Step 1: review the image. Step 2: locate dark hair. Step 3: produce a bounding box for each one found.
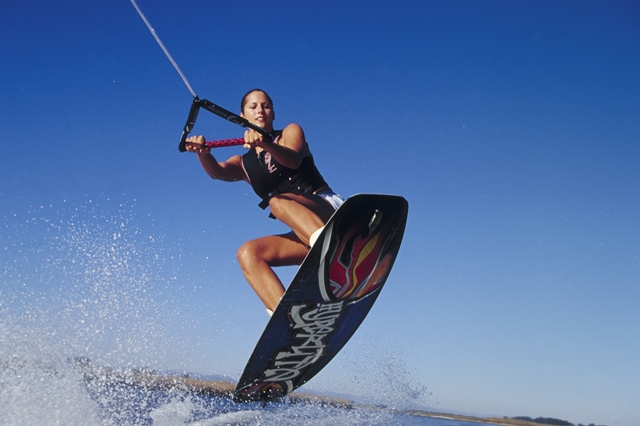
[240,89,274,113]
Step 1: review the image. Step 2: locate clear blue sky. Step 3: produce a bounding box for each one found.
[1,1,639,425]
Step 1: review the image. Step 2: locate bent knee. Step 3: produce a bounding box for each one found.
[237,240,262,270]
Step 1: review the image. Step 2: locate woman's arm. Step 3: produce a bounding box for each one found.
[186,135,247,182]
[244,123,309,170]
[197,153,246,182]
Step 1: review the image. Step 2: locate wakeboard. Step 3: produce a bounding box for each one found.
[233,194,409,403]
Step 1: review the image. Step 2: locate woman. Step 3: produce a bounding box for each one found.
[184,89,344,314]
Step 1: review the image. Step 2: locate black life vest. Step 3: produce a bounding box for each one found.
[241,131,328,210]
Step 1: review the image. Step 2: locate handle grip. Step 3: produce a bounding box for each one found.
[204,137,245,149]
[178,97,272,152]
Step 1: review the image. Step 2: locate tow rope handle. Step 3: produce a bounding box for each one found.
[204,137,245,149]
[128,1,265,152]
[178,97,272,152]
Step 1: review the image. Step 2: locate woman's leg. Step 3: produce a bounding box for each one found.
[268,193,335,246]
[236,232,308,311]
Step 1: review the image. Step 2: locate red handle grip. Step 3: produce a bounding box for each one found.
[204,137,245,149]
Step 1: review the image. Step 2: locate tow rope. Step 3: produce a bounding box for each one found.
[129,0,271,151]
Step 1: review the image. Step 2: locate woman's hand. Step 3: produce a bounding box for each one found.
[243,129,266,150]
[185,135,211,155]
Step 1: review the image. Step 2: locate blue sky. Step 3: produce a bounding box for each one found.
[1,1,639,425]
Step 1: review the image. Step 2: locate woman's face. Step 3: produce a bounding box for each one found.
[241,90,274,131]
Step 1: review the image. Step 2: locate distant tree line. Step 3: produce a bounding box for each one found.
[512,417,573,426]
[512,417,606,426]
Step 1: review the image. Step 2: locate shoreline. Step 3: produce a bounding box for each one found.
[79,366,550,426]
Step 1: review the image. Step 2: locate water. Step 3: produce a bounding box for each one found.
[0,197,490,425]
